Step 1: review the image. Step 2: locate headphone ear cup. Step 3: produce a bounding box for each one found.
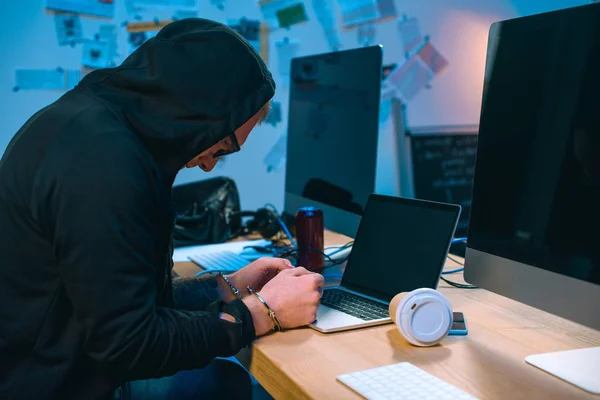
[254,208,281,239]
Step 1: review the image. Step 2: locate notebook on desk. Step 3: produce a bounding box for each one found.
[310,194,461,333]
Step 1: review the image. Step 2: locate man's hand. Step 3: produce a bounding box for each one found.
[228,257,294,296]
[243,267,324,335]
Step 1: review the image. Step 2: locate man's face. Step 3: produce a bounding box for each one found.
[184,110,261,172]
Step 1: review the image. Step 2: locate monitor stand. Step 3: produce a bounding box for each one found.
[525,347,600,394]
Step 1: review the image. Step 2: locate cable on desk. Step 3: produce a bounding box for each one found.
[440,276,478,289]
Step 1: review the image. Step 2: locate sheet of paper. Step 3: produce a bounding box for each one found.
[259,0,303,30]
[276,38,300,78]
[385,55,434,102]
[397,16,423,55]
[418,41,449,76]
[336,0,397,28]
[173,239,272,262]
[263,132,287,173]
[46,0,115,18]
[265,101,282,127]
[54,14,83,47]
[357,22,376,46]
[14,69,64,91]
[128,31,158,55]
[312,0,341,51]
[14,68,82,91]
[172,9,198,19]
[81,39,112,69]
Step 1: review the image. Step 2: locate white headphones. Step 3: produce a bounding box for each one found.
[389,288,453,347]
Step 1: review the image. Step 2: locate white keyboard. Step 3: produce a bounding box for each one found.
[337,362,478,400]
[189,250,251,276]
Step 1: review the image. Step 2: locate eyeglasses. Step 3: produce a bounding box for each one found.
[213,132,241,159]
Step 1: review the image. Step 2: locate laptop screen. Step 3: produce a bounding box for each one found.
[340,194,461,302]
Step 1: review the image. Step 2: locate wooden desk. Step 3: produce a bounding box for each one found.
[174,231,600,400]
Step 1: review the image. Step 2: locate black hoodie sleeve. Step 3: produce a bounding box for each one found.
[49,136,255,381]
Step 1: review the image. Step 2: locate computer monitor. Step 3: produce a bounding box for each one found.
[284,46,383,238]
[464,3,600,393]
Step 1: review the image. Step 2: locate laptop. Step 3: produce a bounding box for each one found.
[310,194,461,333]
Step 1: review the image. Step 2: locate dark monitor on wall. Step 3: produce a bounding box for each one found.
[284,45,383,237]
[464,3,600,392]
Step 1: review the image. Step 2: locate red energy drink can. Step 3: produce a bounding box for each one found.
[295,207,324,272]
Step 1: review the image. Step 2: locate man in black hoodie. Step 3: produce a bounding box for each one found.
[0,18,324,400]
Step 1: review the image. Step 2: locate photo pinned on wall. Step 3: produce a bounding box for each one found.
[397,16,422,55]
[357,22,376,46]
[312,0,342,51]
[418,40,449,76]
[259,0,308,30]
[46,0,115,19]
[276,37,300,80]
[276,3,309,28]
[336,0,397,28]
[54,13,83,47]
[263,132,287,173]
[265,101,282,127]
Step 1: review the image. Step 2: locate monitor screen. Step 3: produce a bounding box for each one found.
[468,7,600,287]
[284,46,382,236]
[341,194,461,302]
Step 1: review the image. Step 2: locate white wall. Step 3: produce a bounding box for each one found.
[0,0,590,212]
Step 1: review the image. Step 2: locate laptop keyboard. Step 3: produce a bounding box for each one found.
[321,289,389,321]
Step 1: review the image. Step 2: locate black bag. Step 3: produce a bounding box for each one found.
[171,177,242,247]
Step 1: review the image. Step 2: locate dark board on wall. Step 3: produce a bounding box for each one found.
[408,126,478,255]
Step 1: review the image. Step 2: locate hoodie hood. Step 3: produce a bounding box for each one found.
[78,18,276,182]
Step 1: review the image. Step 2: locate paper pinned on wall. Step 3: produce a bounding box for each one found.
[397,16,422,54]
[312,0,342,51]
[172,9,198,19]
[66,68,82,90]
[356,22,376,46]
[14,68,82,91]
[46,0,115,18]
[336,0,397,28]
[276,38,300,78]
[210,0,226,10]
[228,18,261,53]
[418,41,449,76]
[385,56,434,102]
[126,19,173,32]
[54,13,83,47]
[82,39,112,69]
[263,132,287,173]
[265,101,282,127]
[97,25,119,64]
